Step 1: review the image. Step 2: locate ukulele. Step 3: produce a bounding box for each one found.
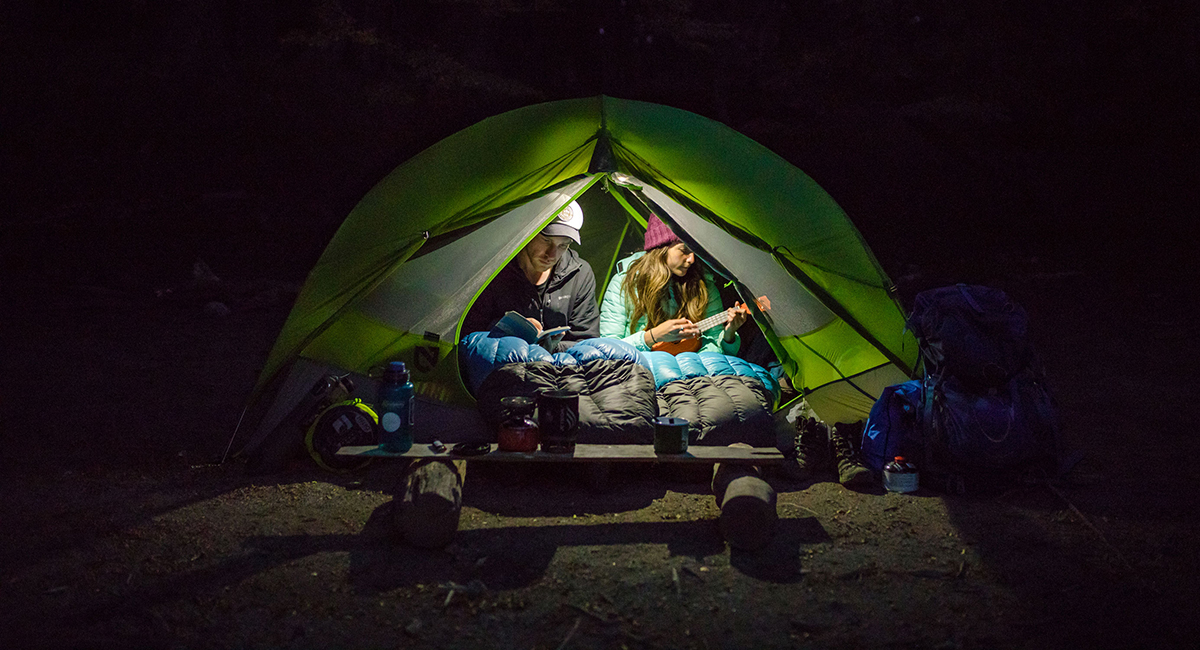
[650,296,771,355]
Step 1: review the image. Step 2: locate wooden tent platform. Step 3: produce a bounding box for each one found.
[336,442,786,464]
[336,441,787,551]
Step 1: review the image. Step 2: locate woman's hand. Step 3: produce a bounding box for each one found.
[645,318,699,347]
[722,307,748,343]
[525,317,544,331]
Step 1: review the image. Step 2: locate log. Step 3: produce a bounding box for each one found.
[395,459,467,549]
[712,445,777,551]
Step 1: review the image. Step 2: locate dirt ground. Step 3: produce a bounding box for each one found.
[2,256,1198,650]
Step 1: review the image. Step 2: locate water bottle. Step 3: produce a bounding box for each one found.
[883,456,919,493]
[377,361,414,453]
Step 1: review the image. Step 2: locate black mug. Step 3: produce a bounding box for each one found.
[653,416,689,454]
[537,390,578,453]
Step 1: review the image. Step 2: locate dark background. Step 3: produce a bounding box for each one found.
[3,0,1196,298]
[2,5,1198,648]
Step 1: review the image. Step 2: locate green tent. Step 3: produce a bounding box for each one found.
[247,95,917,448]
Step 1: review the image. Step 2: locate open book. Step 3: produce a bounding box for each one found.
[492,311,570,350]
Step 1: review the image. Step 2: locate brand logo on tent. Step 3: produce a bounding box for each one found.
[413,332,441,375]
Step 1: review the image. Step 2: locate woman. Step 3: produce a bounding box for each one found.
[600,214,747,354]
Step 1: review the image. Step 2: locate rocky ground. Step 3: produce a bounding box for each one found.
[2,253,1198,650]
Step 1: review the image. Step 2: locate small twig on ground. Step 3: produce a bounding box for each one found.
[566,603,606,623]
[832,517,872,536]
[1044,481,1136,575]
[555,616,581,650]
[792,504,822,518]
[671,567,682,597]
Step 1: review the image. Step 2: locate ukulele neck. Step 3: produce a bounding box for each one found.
[692,311,731,333]
[687,297,766,335]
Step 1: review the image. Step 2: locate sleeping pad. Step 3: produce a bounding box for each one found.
[461,333,780,447]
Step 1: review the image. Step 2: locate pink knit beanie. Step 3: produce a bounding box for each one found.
[643,214,682,251]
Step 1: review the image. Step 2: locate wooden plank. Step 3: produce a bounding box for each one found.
[336,443,785,464]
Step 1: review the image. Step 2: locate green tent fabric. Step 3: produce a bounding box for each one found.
[247,96,917,448]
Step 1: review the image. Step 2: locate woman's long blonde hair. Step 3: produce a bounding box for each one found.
[622,246,708,335]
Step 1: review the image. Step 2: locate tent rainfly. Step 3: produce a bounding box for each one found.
[244,95,917,451]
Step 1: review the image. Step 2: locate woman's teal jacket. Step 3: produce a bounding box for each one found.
[599,252,740,355]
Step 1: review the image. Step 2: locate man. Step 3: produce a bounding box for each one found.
[462,201,599,352]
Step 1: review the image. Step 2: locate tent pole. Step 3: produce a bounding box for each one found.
[772,252,914,377]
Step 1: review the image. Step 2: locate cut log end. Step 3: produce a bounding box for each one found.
[712,444,777,551]
[717,478,778,551]
[395,459,466,549]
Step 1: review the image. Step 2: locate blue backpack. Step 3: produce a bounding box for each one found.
[920,370,1060,489]
[908,284,1032,391]
[861,380,923,472]
[862,285,1061,492]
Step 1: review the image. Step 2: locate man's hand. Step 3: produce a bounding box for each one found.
[544,330,567,350]
[526,317,544,331]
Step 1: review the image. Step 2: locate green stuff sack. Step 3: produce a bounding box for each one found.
[305,399,379,472]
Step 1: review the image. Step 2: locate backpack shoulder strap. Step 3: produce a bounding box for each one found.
[920,372,938,473]
[920,371,966,493]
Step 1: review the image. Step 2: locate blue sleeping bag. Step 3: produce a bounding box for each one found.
[461,333,778,398]
[460,333,779,447]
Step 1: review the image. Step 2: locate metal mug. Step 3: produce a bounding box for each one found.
[537,390,578,453]
[653,416,689,454]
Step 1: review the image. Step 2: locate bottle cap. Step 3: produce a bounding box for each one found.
[385,361,409,383]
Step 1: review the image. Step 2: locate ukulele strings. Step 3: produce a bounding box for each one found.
[690,298,766,333]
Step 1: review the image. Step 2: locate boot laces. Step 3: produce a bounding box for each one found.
[830,423,861,461]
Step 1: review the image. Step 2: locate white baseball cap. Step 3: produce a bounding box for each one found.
[542,201,583,245]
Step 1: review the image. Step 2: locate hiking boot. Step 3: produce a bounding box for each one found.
[830,421,874,488]
[782,416,828,481]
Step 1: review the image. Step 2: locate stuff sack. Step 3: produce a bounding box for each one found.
[860,380,924,472]
[305,399,379,473]
[909,284,1032,391]
[921,370,1060,492]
